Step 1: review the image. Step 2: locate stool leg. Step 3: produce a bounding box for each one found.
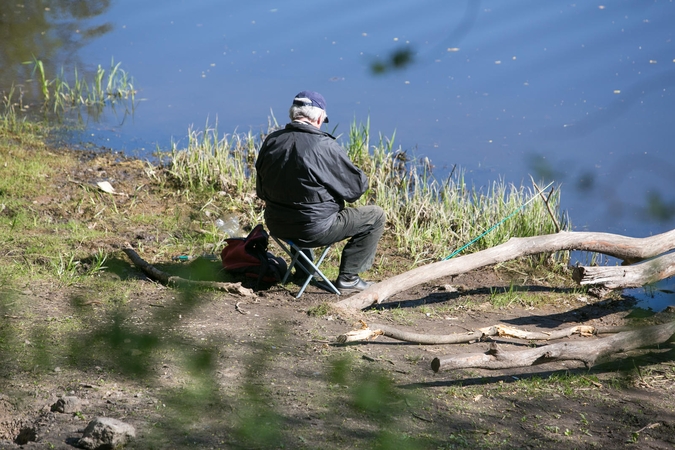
[294,246,340,297]
[284,251,302,284]
[296,264,313,298]
[271,236,340,297]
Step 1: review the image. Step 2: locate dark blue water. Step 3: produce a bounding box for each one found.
[3,0,674,309]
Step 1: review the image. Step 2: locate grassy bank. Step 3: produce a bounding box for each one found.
[165,118,566,268]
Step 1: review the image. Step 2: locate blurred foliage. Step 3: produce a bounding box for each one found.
[371,47,416,75]
[645,192,675,222]
[526,153,564,185]
[370,0,480,75]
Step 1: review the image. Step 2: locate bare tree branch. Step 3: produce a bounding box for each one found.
[122,245,255,296]
[573,252,675,289]
[336,229,675,310]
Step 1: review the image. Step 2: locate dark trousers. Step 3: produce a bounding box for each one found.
[291,205,385,276]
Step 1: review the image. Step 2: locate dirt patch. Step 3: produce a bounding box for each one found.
[1,148,674,449]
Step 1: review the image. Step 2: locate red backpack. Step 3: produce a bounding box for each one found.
[221,224,287,287]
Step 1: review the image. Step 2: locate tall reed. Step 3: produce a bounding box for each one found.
[23,57,136,113]
[166,121,257,195]
[1,85,44,136]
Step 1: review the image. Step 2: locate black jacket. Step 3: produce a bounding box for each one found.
[255,121,368,238]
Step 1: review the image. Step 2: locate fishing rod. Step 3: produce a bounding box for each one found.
[443,180,555,261]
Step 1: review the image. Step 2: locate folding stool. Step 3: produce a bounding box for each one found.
[271,236,341,298]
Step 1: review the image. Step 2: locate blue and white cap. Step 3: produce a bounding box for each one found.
[292,91,329,123]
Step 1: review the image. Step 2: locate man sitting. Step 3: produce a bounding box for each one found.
[255,91,385,293]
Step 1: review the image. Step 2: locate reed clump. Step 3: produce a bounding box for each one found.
[23,56,136,114]
[166,118,566,264]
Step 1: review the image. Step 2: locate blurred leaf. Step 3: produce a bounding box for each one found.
[526,153,564,183]
[370,47,415,75]
[645,191,675,222]
[576,170,595,192]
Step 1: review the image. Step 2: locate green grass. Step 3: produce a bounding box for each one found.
[489,282,522,308]
[163,118,566,267]
[486,282,555,309]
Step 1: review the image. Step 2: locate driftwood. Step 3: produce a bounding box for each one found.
[431,320,675,372]
[336,229,675,310]
[337,322,480,344]
[336,322,630,345]
[122,246,255,296]
[573,252,675,289]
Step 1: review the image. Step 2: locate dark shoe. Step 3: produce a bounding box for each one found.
[334,274,374,293]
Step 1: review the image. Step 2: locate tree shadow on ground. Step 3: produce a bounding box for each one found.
[368,284,640,327]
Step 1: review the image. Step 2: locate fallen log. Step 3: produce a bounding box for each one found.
[431,320,675,372]
[335,229,675,310]
[122,246,255,296]
[337,322,599,344]
[573,252,675,289]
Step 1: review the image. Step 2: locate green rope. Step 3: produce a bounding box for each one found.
[443,181,555,261]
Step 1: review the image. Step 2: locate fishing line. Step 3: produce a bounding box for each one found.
[442,181,555,261]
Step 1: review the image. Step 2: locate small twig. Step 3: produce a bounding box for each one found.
[411,411,434,422]
[530,176,561,233]
[581,376,603,388]
[448,164,457,179]
[122,245,254,296]
[235,302,249,315]
[634,422,661,434]
[67,178,86,187]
